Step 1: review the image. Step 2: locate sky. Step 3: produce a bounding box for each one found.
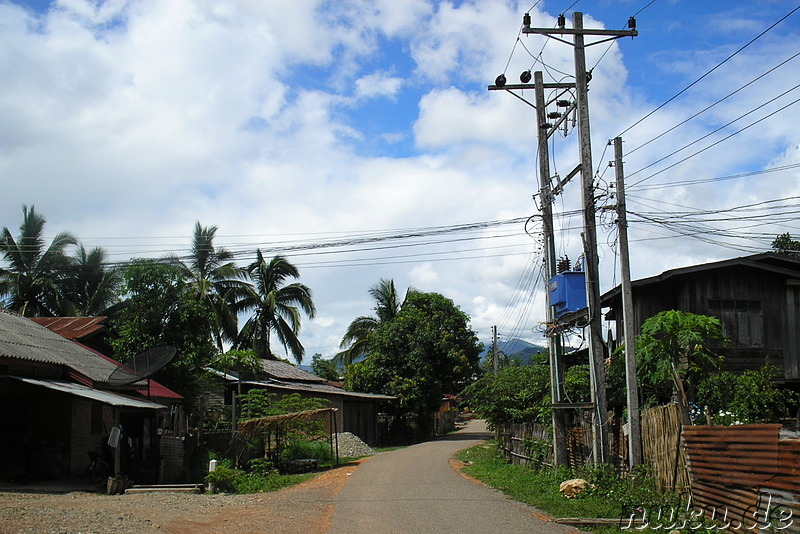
[2,0,800,362]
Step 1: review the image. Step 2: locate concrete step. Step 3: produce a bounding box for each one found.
[125,484,203,494]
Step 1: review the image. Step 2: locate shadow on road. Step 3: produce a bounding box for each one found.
[436,430,494,442]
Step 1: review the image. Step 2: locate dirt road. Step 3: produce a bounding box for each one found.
[0,420,573,534]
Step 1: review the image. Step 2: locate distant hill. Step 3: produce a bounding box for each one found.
[481,338,548,366]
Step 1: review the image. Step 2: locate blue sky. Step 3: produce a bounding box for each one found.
[2,0,800,360]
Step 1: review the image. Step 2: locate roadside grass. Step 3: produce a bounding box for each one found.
[455,442,684,533]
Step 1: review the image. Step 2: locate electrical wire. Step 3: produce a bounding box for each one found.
[616,3,800,139]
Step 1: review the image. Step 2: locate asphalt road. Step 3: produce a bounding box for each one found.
[327,419,575,534]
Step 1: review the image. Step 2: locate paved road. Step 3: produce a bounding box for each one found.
[327,419,574,534]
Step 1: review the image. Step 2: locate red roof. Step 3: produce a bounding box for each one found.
[29,317,107,340]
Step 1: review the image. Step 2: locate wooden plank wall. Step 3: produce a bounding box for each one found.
[683,424,799,533]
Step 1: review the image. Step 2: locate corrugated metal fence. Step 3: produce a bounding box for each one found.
[683,424,800,533]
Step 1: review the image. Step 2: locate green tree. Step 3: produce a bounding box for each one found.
[344,292,482,435]
[461,364,551,426]
[235,251,315,363]
[111,259,217,405]
[310,353,340,381]
[636,310,726,421]
[60,245,122,316]
[334,278,417,367]
[772,233,800,255]
[0,205,77,316]
[166,222,248,350]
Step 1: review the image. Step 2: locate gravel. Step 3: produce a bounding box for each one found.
[334,432,375,458]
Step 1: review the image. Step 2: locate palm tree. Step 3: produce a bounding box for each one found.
[235,251,316,363]
[60,245,122,316]
[166,222,248,350]
[333,278,417,366]
[0,205,77,316]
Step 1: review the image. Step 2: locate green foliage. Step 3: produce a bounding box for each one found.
[564,364,590,403]
[110,259,217,405]
[311,353,340,381]
[281,438,332,463]
[247,457,276,476]
[460,364,551,425]
[204,462,314,494]
[697,363,800,424]
[211,349,262,378]
[457,443,676,531]
[344,292,482,433]
[238,391,329,421]
[636,310,725,404]
[772,233,800,255]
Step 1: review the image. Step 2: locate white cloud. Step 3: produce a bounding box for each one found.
[355,71,403,100]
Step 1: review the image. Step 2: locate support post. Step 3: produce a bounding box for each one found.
[613,136,643,467]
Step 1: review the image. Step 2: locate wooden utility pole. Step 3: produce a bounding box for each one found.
[613,136,643,467]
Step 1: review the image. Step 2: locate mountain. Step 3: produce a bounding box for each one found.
[481,338,548,366]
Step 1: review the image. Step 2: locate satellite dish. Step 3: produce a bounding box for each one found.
[107,346,177,387]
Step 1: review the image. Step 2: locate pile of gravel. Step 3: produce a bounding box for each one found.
[334,432,375,458]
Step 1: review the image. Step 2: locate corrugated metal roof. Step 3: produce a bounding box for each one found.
[0,309,120,383]
[28,317,107,340]
[12,376,166,409]
[260,359,326,383]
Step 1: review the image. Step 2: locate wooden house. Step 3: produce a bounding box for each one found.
[0,309,183,484]
[602,252,800,383]
[211,359,395,445]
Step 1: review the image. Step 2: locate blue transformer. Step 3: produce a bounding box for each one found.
[548,271,587,318]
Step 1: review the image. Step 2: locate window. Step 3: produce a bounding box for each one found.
[708,299,763,347]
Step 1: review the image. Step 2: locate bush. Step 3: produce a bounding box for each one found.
[281,438,332,463]
[697,363,799,424]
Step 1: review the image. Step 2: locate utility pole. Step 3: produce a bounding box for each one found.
[534,71,568,466]
[613,136,643,467]
[523,11,637,464]
[492,325,499,376]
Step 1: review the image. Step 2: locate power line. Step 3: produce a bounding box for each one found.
[616,3,800,138]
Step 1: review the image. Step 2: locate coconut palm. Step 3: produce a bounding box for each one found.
[165,222,248,350]
[60,245,122,317]
[333,278,417,366]
[235,251,316,363]
[0,205,77,316]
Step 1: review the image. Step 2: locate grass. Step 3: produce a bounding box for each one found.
[455,441,685,533]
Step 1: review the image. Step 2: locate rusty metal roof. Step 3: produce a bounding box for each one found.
[29,316,107,340]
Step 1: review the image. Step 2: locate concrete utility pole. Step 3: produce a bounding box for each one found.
[523,11,637,465]
[613,136,643,467]
[534,71,568,466]
[492,325,499,376]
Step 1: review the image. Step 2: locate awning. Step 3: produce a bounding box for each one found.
[11,377,167,410]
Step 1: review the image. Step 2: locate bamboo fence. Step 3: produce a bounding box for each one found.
[641,403,690,494]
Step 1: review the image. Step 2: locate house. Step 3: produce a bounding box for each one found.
[212,359,395,445]
[602,252,800,383]
[0,309,183,484]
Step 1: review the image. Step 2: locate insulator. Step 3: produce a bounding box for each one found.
[495,74,506,87]
[547,111,560,119]
[520,70,532,83]
[541,122,552,129]
[557,14,566,29]
[556,100,570,107]
[628,16,636,30]
[523,12,531,28]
